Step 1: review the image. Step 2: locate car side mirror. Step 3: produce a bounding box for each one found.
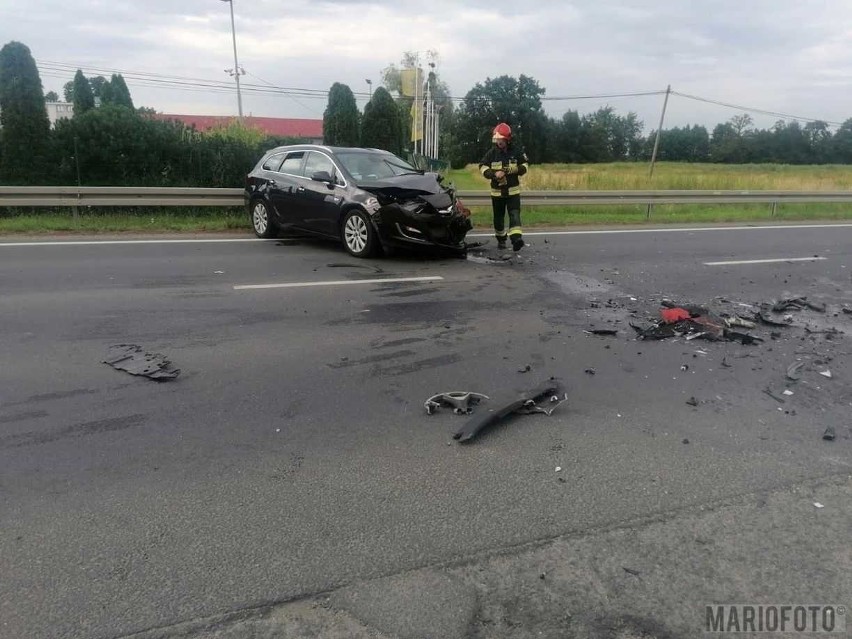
[311,170,334,184]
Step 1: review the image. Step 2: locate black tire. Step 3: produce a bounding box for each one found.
[341,209,378,258]
[250,199,279,238]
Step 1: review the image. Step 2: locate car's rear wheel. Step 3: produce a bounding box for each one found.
[341,209,378,258]
[251,199,278,238]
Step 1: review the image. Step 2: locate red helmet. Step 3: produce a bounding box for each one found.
[492,122,512,142]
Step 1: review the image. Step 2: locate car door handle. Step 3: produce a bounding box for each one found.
[296,186,305,192]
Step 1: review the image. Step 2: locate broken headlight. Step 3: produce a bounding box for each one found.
[363,197,381,213]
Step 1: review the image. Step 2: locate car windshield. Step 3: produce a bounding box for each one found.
[336,151,421,181]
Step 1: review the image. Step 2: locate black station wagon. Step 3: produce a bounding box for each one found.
[244,144,472,257]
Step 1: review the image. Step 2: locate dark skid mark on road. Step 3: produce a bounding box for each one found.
[356,300,478,325]
[328,350,417,369]
[0,410,49,425]
[371,337,428,349]
[378,287,441,298]
[326,262,384,274]
[0,414,147,449]
[130,276,204,289]
[4,388,98,407]
[374,353,463,376]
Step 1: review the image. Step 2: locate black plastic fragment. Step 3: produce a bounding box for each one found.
[823,426,836,441]
[104,344,180,381]
[453,379,565,443]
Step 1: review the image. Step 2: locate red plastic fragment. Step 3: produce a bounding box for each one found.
[660,307,690,323]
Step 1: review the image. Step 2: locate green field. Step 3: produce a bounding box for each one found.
[2,162,852,233]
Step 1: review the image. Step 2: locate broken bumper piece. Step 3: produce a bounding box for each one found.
[425,391,489,415]
[453,379,568,443]
[104,344,180,380]
[373,199,472,253]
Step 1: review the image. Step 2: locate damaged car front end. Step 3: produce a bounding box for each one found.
[358,173,473,256]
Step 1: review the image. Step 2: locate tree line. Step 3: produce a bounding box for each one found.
[0,41,300,188]
[4,40,852,189]
[322,67,852,168]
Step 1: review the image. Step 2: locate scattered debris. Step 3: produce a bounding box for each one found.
[632,302,761,344]
[786,362,805,381]
[103,344,180,381]
[782,389,794,396]
[762,388,786,403]
[805,327,843,336]
[425,392,489,415]
[585,329,618,336]
[819,370,833,379]
[756,310,791,327]
[726,315,756,329]
[622,567,642,577]
[686,397,699,407]
[814,502,825,509]
[661,307,690,323]
[584,368,596,375]
[453,378,567,443]
[555,466,562,472]
[518,364,532,373]
[680,364,689,371]
[721,357,732,368]
[682,438,690,444]
[823,426,836,441]
[724,330,763,345]
[773,297,826,313]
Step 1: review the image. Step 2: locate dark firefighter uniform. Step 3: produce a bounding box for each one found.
[478,123,529,251]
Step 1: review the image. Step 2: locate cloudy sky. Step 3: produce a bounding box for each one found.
[5,0,852,133]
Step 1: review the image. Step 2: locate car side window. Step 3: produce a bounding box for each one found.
[279,152,305,176]
[261,153,285,172]
[304,151,340,184]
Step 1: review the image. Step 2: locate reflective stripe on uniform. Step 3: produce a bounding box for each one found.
[480,165,491,176]
[491,189,521,197]
[508,226,522,237]
[495,230,508,238]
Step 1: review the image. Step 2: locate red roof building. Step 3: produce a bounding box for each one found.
[150,114,323,140]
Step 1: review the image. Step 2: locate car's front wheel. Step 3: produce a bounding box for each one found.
[341,209,378,258]
[251,199,279,238]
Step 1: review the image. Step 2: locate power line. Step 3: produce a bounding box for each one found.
[37,58,845,126]
[672,90,844,127]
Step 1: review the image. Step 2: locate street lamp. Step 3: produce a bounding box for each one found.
[220,0,243,118]
[365,78,372,100]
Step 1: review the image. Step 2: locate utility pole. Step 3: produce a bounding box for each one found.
[365,79,372,101]
[649,85,671,178]
[221,0,244,119]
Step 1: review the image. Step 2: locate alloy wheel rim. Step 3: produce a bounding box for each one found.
[253,203,268,234]
[345,215,367,252]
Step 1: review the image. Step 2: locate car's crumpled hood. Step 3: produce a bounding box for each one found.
[356,172,444,198]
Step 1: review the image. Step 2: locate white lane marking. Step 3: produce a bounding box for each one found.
[234,276,443,290]
[468,223,852,237]
[2,223,852,247]
[704,257,828,266]
[0,238,275,247]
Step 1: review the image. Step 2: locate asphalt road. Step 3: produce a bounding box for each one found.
[1,223,851,639]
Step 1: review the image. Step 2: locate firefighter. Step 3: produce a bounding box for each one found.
[478,122,529,251]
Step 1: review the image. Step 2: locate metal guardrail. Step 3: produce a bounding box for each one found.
[2,186,852,208]
[0,186,243,207]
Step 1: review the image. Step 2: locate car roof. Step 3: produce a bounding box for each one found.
[263,144,393,156]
